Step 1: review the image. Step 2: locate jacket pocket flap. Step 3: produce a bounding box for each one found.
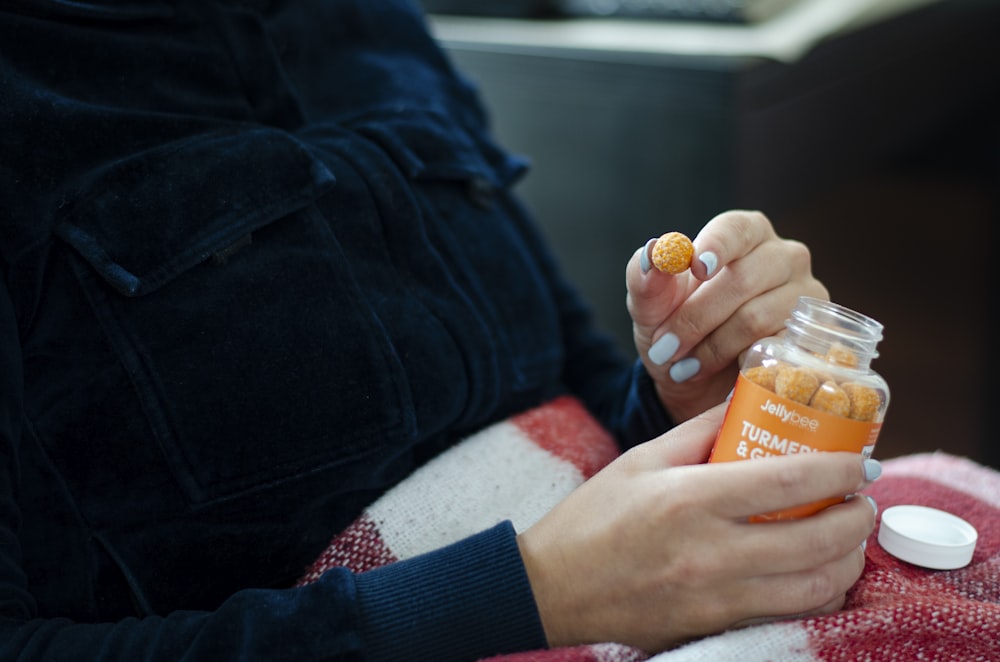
[348,108,528,188]
[55,128,336,297]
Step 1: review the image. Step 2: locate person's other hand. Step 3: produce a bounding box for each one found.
[517,403,878,653]
[626,210,828,424]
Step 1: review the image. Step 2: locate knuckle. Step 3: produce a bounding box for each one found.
[744,209,771,228]
[664,547,727,588]
[806,278,831,302]
[670,312,704,342]
[733,209,769,235]
[772,460,811,498]
[655,477,703,518]
[784,238,813,270]
[698,334,728,370]
[803,524,842,559]
[734,300,774,341]
[801,569,841,608]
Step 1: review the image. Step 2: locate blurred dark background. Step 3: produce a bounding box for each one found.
[420,0,1000,468]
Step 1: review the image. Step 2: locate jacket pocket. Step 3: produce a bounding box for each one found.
[55,128,417,506]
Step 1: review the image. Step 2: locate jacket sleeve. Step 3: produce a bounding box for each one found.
[0,279,545,661]
[494,194,674,450]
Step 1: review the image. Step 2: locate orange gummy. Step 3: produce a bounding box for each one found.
[651,232,694,274]
[743,365,778,391]
[809,381,851,417]
[842,382,881,422]
[825,342,859,368]
[775,365,820,404]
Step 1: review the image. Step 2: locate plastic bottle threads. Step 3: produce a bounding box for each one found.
[708,296,890,521]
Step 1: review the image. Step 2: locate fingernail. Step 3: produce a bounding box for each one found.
[865,495,878,517]
[861,539,868,553]
[640,237,656,274]
[669,357,701,383]
[699,251,719,277]
[725,387,735,401]
[863,458,882,482]
[648,332,679,365]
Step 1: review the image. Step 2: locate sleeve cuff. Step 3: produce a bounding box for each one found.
[353,520,547,661]
[617,359,674,449]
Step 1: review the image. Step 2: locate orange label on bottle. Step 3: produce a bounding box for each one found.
[709,373,881,520]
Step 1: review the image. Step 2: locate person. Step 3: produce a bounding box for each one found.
[0,0,879,659]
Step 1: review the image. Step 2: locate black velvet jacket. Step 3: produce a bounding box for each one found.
[0,0,671,658]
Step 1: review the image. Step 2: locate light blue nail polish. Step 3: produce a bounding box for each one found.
[699,251,719,277]
[670,357,701,383]
[861,539,868,552]
[648,332,679,366]
[640,237,656,274]
[863,458,882,482]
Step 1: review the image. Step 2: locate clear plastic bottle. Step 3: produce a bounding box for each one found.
[708,296,889,521]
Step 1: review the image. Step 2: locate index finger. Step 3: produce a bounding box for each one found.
[697,451,877,520]
[689,210,779,281]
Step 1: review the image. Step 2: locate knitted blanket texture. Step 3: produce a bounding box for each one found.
[299,397,1000,661]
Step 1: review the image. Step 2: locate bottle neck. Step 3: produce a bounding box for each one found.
[784,297,883,370]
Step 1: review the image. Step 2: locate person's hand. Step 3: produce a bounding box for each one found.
[516,403,878,653]
[626,210,828,424]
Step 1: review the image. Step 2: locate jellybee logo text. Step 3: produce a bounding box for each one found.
[760,398,819,432]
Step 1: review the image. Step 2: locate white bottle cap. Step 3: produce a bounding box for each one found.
[877,505,978,570]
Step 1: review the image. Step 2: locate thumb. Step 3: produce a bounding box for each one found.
[640,400,730,468]
[626,239,691,329]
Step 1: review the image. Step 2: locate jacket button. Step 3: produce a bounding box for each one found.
[467,176,495,210]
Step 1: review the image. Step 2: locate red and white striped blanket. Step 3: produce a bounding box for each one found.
[299,396,1000,662]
